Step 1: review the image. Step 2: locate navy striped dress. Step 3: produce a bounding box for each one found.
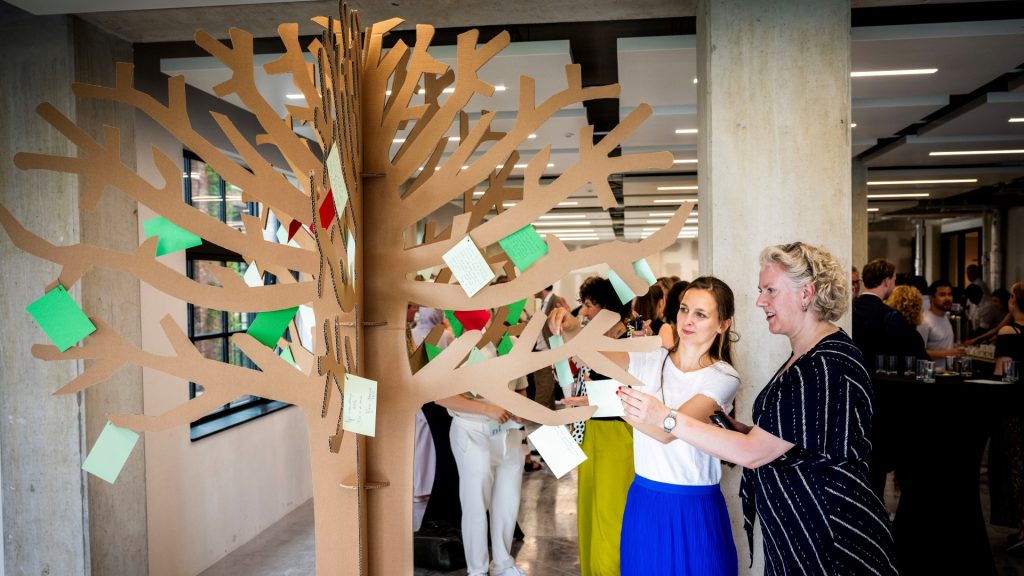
[740,331,899,575]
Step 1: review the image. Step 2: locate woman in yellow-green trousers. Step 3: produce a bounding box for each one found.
[562,275,636,575]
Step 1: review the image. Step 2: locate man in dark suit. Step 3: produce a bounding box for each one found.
[852,259,902,373]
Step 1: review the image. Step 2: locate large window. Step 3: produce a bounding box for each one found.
[184,151,289,440]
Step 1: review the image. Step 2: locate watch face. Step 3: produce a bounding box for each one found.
[663,415,676,431]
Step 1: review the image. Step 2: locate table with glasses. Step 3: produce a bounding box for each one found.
[872,368,1022,576]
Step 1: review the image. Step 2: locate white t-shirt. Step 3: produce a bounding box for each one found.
[918,309,954,351]
[628,349,740,486]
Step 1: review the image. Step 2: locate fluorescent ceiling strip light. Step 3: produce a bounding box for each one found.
[866,193,930,199]
[393,138,406,143]
[648,212,674,217]
[675,128,698,134]
[534,221,593,227]
[657,185,698,191]
[851,123,857,128]
[653,198,693,204]
[558,201,578,206]
[449,136,460,141]
[673,159,698,164]
[502,202,517,207]
[285,93,304,100]
[929,149,1024,156]
[850,68,937,77]
[1010,118,1024,123]
[685,218,698,224]
[539,214,587,220]
[642,227,660,232]
[868,179,976,185]
[528,133,537,139]
[512,163,555,168]
[646,219,669,224]
[867,208,879,212]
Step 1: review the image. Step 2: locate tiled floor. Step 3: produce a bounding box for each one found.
[201,460,1024,575]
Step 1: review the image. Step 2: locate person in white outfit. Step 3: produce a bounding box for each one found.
[437,343,529,576]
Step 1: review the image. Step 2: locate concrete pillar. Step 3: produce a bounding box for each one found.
[72,18,149,576]
[0,9,89,576]
[1,9,148,575]
[696,1,851,574]
[852,159,868,272]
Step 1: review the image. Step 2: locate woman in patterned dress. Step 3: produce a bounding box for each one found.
[620,242,898,575]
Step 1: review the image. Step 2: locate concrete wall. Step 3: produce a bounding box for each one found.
[0,9,89,576]
[132,58,312,576]
[1004,206,1024,286]
[867,223,916,274]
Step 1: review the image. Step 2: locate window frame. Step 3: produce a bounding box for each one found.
[183,150,289,441]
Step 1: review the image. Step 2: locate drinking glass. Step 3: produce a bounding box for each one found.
[875,355,887,375]
[918,360,935,383]
[903,356,917,377]
[959,356,972,378]
[1004,360,1019,383]
[887,355,899,376]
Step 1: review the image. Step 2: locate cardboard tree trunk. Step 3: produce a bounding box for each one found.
[2,5,692,575]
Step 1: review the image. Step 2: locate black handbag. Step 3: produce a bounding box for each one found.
[413,521,466,570]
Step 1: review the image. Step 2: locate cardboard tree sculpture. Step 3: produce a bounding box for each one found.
[2,6,692,576]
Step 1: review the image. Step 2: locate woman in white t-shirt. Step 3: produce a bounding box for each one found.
[549,276,740,575]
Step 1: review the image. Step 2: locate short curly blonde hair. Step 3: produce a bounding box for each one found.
[759,242,849,322]
[885,285,923,326]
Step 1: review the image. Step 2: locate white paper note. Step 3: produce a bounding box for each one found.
[343,374,378,436]
[327,144,349,217]
[442,236,495,297]
[586,379,626,418]
[243,261,263,287]
[528,425,587,479]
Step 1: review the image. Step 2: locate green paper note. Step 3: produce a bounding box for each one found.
[633,258,657,287]
[82,421,139,484]
[425,343,443,361]
[498,225,549,271]
[143,216,202,256]
[279,346,296,366]
[607,269,636,305]
[504,298,527,325]
[497,332,514,356]
[548,334,574,395]
[25,284,97,352]
[247,306,298,348]
[342,374,378,437]
[445,310,464,337]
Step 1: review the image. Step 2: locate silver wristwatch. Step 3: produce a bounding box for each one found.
[662,409,678,433]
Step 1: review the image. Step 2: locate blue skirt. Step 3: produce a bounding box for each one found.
[620,475,738,576]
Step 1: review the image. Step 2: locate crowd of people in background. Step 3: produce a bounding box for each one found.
[405,248,1021,575]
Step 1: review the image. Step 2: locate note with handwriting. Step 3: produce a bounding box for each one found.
[327,144,350,216]
[586,379,626,418]
[26,284,96,352]
[498,225,548,271]
[143,216,202,256]
[82,421,139,484]
[607,269,637,305]
[442,236,495,297]
[343,374,378,436]
[528,425,587,479]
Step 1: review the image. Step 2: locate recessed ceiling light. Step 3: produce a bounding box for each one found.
[657,185,698,191]
[286,93,305,100]
[866,193,930,199]
[868,179,977,185]
[494,85,507,92]
[867,208,879,212]
[558,201,578,206]
[539,214,587,220]
[929,149,1024,156]
[673,159,698,164]
[675,128,698,134]
[692,77,698,84]
[851,68,937,77]
[851,123,857,128]
[1010,118,1024,123]
[528,133,538,139]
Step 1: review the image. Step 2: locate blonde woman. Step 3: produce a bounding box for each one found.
[885,284,929,362]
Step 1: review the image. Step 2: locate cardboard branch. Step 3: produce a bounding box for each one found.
[108,387,236,432]
[12,106,318,273]
[401,204,693,310]
[70,64,310,222]
[0,204,315,312]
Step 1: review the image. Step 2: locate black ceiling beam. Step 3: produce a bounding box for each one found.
[851,1,1024,27]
